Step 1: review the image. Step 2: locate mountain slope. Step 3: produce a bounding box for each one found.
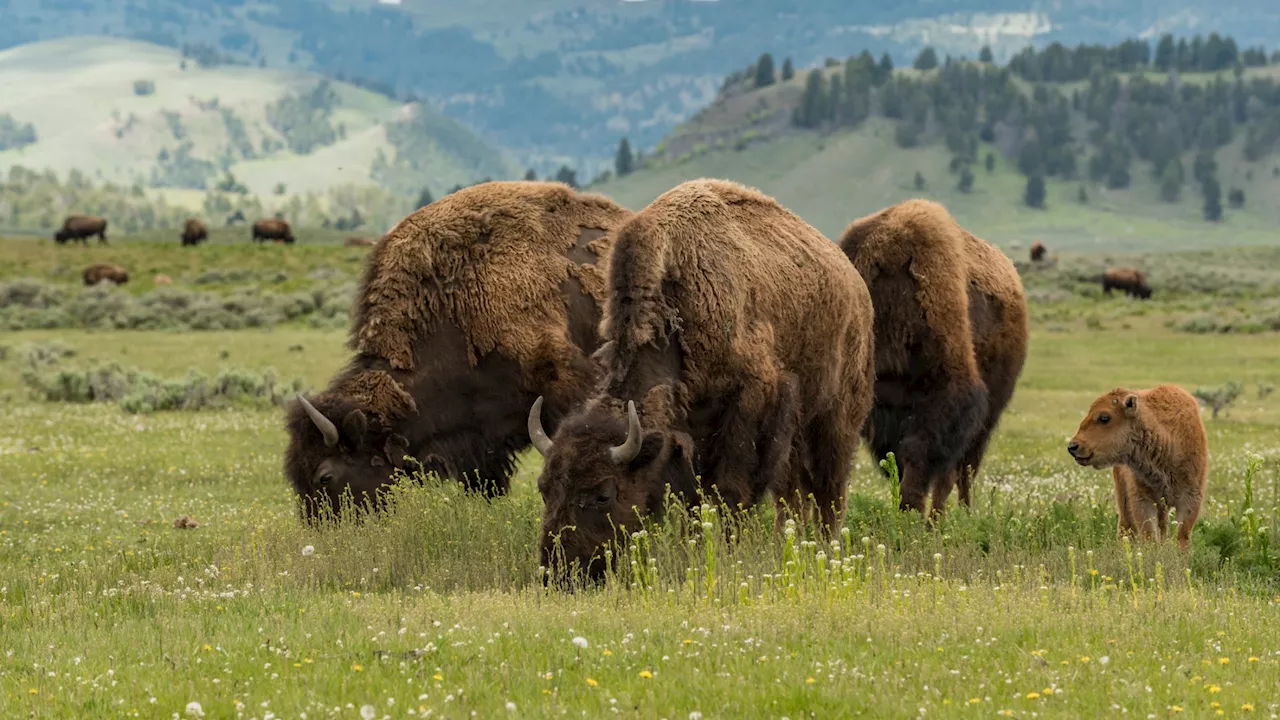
[4,1,1280,170]
[0,37,515,196]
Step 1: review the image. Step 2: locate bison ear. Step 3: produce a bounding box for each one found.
[342,410,368,445]
[384,434,410,469]
[1123,394,1139,418]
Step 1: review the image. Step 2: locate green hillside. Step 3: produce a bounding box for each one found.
[595,53,1280,254]
[0,37,515,198]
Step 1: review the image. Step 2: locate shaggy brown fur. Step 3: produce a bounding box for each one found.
[284,181,632,521]
[839,199,1028,517]
[1068,385,1208,550]
[181,218,209,246]
[344,236,376,247]
[531,179,875,584]
[83,263,129,286]
[55,215,108,245]
[1102,266,1151,299]
[1030,241,1046,263]
[253,218,294,244]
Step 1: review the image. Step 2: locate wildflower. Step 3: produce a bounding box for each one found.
[506,702,517,712]
[184,701,204,718]
[638,670,653,679]
[360,706,376,720]
[301,545,315,556]
[572,637,589,649]
[586,678,598,687]
[352,664,363,672]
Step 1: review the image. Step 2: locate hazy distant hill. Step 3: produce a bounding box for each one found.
[0,37,515,197]
[3,0,1279,171]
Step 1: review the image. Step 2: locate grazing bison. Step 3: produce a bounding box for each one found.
[1030,241,1046,263]
[1068,385,1207,550]
[1102,266,1151,299]
[284,181,632,521]
[55,215,108,245]
[181,218,209,246]
[529,179,875,583]
[344,236,376,247]
[839,199,1028,518]
[83,263,129,286]
[253,218,294,244]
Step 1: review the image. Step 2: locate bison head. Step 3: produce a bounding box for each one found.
[528,396,696,587]
[284,393,412,523]
[1068,390,1139,469]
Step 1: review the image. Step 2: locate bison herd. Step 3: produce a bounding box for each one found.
[284,179,1205,586]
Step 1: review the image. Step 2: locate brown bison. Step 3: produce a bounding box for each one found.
[284,181,632,521]
[252,218,294,244]
[528,179,875,584]
[1068,385,1208,550]
[344,236,376,247]
[181,218,209,246]
[839,199,1028,517]
[1102,266,1151,299]
[55,215,108,245]
[1030,240,1046,263]
[83,263,129,286]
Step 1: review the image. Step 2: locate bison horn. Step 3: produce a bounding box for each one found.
[609,401,642,465]
[297,393,339,447]
[527,396,554,457]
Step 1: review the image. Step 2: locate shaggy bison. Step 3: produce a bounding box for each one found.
[839,199,1028,517]
[83,263,128,286]
[253,218,294,244]
[55,215,108,245]
[529,179,875,583]
[1030,241,1046,263]
[1068,385,1208,550]
[284,181,632,521]
[1102,267,1151,299]
[181,218,209,246]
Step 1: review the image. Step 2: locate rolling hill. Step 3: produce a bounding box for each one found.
[4,0,1280,170]
[0,37,516,198]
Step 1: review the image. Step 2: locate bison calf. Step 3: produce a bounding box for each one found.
[1068,385,1208,550]
[83,264,129,286]
[530,179,874,585]
[1102,267,1151,299]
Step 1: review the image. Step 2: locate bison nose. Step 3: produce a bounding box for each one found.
[1067,441,1080,456]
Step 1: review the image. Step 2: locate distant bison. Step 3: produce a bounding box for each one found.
[840,199,1029,517]
[181,218,208,246]
[83,263,128,286]
[529,179,875,584]
[1068,385,1207,550]
[252,218,294,244]
[285,181,633,522]
[1102,267,1151,299]
[55,215,108,245]
[1030,241,1046,263]
[344,236,376,247]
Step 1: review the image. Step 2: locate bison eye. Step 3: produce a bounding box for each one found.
[1097,413,1110,425]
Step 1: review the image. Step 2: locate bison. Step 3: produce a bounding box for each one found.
[1102,266,1151,299]
[1068,385,1208,550]
[181,218,209,246]
[55,215,108,245]
[284,181,632,521]
[1030,241,1046,263]
[344,236,376,247]
[83,263,129,286]
[528,179,875,584]
[253,218,294,244]
[839,199,1028,518]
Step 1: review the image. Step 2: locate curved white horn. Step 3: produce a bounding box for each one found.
[609,401,642,465]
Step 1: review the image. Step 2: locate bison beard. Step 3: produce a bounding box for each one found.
[531,179,875,588]
[281,181,632,523]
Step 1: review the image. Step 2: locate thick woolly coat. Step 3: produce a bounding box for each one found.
[839,199,1028,514]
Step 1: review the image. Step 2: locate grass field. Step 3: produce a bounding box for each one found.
[3,236,1280,717]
